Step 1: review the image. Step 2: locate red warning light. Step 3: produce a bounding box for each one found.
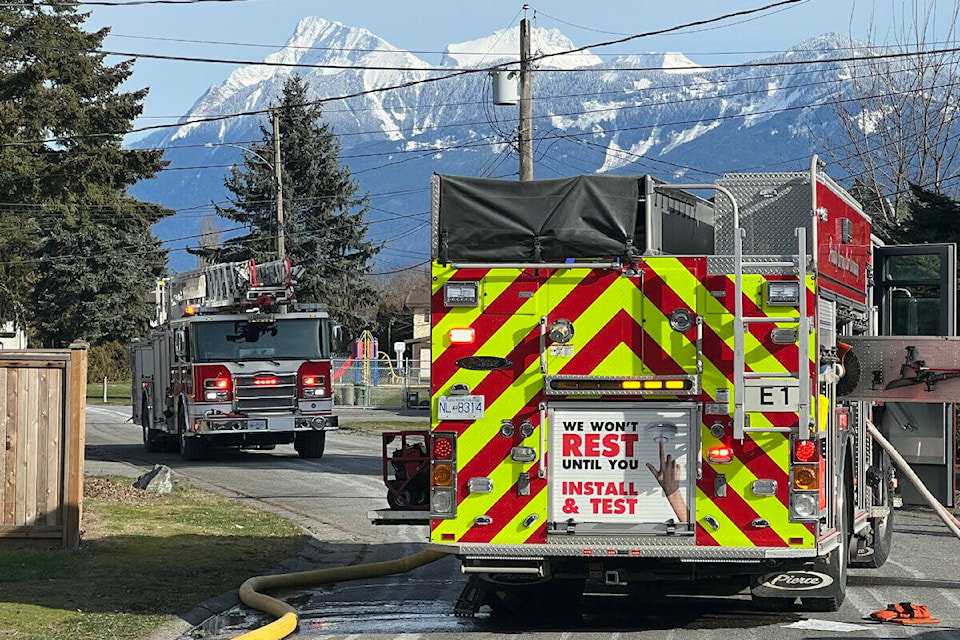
[708,446,733,463]
[794,439,819,463]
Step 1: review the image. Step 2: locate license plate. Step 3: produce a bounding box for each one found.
[248,420,267,430]
[438,395,484,420]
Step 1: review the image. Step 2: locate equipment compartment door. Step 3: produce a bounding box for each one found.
[874,243,956,507]
[548,403,696,534]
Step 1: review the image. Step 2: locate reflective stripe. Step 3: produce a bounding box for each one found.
[431,259,818,550]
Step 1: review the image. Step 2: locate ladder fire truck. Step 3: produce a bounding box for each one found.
[373,159,959,612]
[131,259,338,460]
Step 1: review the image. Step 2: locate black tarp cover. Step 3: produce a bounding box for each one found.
[436,174,644,262]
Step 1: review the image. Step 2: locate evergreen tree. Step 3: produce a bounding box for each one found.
[903,185,960,245]
[1,3,169,346]
[211,75,380,337]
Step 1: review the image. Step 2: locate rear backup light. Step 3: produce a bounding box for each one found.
[431,487,456,516]
[792,493,818,518]
[448,328,475,344]
[766,280,801,306]
[443,281,479,307]
[708,445,733,464]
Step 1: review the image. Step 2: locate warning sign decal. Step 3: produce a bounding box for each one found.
[549,406,693,527]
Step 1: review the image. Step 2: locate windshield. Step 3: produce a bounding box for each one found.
[193,318,328,361]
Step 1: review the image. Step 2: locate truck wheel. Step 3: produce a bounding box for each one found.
[141,400,164,453]
[851,452,894,569]
[386,480,425,510]
[800,464,851,612]
[295,431,326,459]
[178,413,207,461]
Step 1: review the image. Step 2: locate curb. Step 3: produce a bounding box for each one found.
[141,590,241,640]
[139,538,371,640]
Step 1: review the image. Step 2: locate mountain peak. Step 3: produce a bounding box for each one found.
[441,26,602,69]
[612,52,702,74]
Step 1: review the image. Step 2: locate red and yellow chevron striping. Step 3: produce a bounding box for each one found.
[430,258,816,550]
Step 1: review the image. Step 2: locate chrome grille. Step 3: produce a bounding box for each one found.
[234,373,297,412]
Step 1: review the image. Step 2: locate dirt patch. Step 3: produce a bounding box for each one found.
[84,476,164,503]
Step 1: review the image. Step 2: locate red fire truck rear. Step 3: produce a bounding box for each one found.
[373,159,959,613]
[131,259,338,460]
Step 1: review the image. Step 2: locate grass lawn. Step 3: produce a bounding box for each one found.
[86,381,131,405]
[0,476,308,640]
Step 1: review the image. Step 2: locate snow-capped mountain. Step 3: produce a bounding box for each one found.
[131,20,876,271]
[439,27,602,69]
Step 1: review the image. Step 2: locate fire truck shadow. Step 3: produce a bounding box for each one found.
[85,442,380,476]
[478,594,803,632]
[186,447,381,475]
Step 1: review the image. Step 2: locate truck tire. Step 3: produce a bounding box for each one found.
[386,479,426,510]
[178,412,207,461]
[850,452,894,569]
[295,431,326,459]
[800,462,851,612]
[141,399,164,453]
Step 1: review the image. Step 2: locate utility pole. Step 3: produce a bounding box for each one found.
[519,6,533,182]
[272,110,286,262]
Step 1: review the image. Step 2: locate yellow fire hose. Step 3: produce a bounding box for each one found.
[233,549,447,640]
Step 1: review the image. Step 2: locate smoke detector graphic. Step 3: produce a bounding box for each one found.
[645,422,678,443]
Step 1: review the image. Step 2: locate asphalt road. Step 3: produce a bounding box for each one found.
[84,405,960,640]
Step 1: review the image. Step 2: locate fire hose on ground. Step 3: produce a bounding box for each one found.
[865,418,960,541]
[227,423,957,640]
[232,549,447,640]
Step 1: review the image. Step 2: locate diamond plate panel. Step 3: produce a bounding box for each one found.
[707,255,802,276]
[428,541,816,559]
[715,173,813,255]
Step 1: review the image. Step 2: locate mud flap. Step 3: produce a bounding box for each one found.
[751,567,837,601]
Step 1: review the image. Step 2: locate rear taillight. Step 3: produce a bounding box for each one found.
[793,439,819,463]
[298,361,331,399]
[430,432,457,518]
[196,364,232,402]
[790,437,824,521]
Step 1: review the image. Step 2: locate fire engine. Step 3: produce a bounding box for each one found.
[131,259,338,460]
[373,158,959,613]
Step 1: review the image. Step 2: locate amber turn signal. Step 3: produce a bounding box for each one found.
[792,465,819,490]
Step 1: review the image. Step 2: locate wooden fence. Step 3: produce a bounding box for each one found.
[0,345,87,549]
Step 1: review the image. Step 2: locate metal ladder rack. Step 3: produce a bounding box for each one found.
[732,226,812,440]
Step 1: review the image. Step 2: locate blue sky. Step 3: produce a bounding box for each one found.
[82,0,955,132]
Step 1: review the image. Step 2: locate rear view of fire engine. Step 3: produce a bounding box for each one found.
[373,158,959,613]
[131,259,338,460]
